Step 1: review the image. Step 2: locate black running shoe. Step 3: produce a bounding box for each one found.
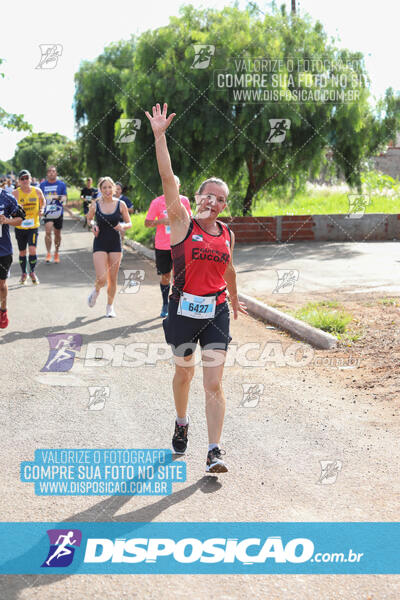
[206,447,228,473]
[172,420,189,454]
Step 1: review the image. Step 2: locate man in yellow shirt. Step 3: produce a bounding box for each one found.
[13,170,45,284]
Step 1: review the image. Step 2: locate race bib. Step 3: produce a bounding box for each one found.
[177,292,216,319]
[45,203,62,219]
[21,218,34,229]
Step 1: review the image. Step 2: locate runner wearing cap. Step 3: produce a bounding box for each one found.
[0,188,25,328]
[145,103,247,473]
[86,176,132,317]
[40,165,67,263]
[145,175,191,318]
[13,170,45,285]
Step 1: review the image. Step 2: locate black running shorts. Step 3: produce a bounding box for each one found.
[155,248,173,275]
[163,297,232,357]
[15,228,39,250]
[44,215,63,230]
[0,254,12,280]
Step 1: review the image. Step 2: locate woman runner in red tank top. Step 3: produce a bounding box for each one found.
[146,103,247,473]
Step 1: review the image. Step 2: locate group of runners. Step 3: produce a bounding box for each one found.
[0,102,247,472]
[0,165,67,324]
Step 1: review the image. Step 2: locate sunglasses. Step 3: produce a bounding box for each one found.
[20,176,29,181]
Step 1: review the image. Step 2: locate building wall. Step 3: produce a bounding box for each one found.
[220,214,400,243]
[373,148,400,180]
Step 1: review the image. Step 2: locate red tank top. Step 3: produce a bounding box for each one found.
[171,218,232,305]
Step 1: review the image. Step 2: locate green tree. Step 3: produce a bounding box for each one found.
[119,5,400,214]
[74,39,136,181]
[48,140,83,187]
[0,159,12,175]
[12,132,68,177]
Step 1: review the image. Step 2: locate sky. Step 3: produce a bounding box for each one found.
[0,0,399,162]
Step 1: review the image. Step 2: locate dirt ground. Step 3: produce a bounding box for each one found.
[258,290,400,405]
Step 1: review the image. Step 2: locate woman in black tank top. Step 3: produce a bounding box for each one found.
[86,176,132,318]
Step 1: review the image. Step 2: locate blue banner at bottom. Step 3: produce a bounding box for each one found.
[0,522,398,574]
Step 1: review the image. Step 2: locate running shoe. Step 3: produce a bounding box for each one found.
[19,273,28,285]
[160,304,168,318]
[206,447,228,473]
[30,272,40,285]
[54,253,60,263]
[0,309,9,329]
[172,419,189,454]
[88,288,99,307]
[106,304,116,318]
[45,253,51,263]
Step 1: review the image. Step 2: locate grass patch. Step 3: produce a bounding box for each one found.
[126,213,155,248]
[337,330,363,343]
[378,297,400,307]
[293,301,352,335]
[66,186,81,203]
[251,191,400,216]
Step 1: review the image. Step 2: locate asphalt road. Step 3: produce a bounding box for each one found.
[234,240,400,299]
[0,217,399,599]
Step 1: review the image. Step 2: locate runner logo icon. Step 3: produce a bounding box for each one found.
[266,119,291,143]
[191,45,215,69]
[120,269,145,294]
[116,119,141,143]
[240,383,264,407]
[87,386,109,410]
[318,460,343,485]
[273,270,299,294]
[41,529,82,567]
[36,44,63,69]
[41,334,82,372]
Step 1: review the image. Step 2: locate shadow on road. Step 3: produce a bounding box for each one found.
[0,475,221,599]
[0,315,161,345]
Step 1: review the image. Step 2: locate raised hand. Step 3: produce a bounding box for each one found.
[145,103,176,138]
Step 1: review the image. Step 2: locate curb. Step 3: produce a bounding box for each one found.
[238,293,337,349]
[65,211,336,350]
[64,207,81,220]
[124,239,155,261]
[124,239,337,350]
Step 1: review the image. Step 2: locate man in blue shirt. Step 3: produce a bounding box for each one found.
[39,165,67,263]
[0,189,25,328]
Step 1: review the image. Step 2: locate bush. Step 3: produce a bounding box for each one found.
[294,302,352,335]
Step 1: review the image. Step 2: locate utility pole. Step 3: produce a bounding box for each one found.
[291,0,296,14]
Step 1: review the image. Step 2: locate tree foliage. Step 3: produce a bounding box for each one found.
[74,39,136,182]
[12,132,68,177]
[73,5,400,214]
[48,140,83,187]
[0,158,12,175]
